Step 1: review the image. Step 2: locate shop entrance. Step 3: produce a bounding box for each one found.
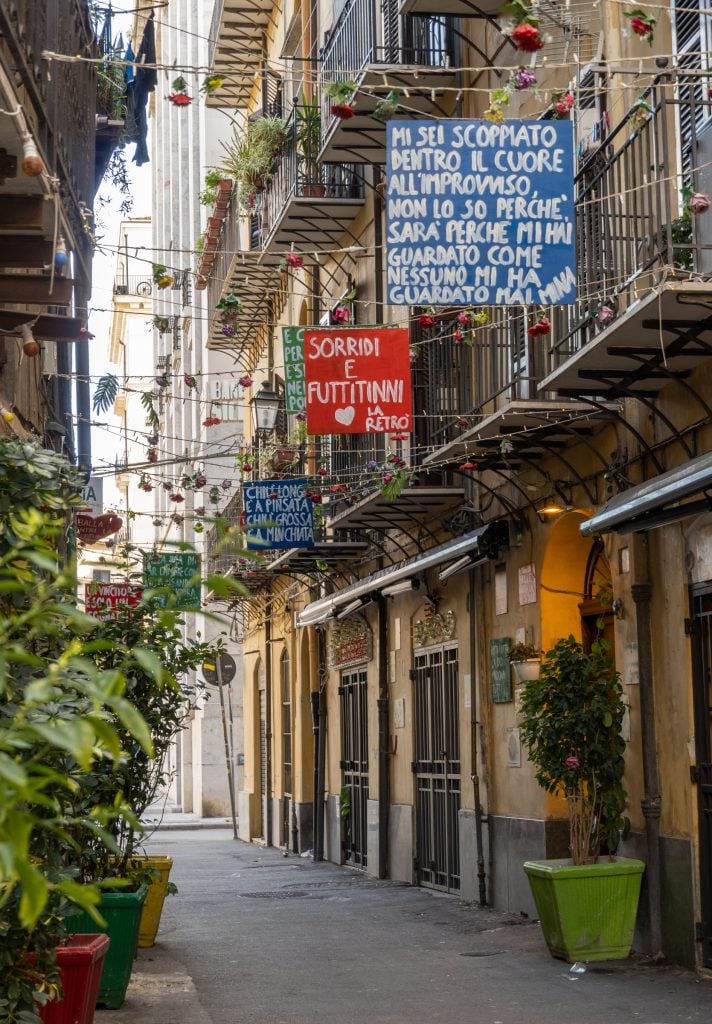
[340,668,369,867]
[413,645,461,892]
[689,582,712,968]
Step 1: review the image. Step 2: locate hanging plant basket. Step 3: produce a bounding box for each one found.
[511,658,541,683]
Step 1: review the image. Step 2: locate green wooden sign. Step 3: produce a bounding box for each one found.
[490,637,512,703]
[282,326,305,414]
[143,552,201,609]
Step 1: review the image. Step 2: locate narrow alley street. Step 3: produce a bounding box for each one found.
[98,830,710,1024]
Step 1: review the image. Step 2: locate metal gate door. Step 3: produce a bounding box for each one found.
[340,668,369,867]
[690,583,712,968]
[413,646,461,892]
[258,688,267,840]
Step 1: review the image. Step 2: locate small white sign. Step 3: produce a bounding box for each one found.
[393,697,406,729]
[463,672,472,710]
[518,564,537,606]
[495,564,507,615]
[79,476,103,516]
[624,642,639,685]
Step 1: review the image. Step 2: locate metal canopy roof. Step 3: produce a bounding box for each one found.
[233,539,370,595]
[421,401,613,467]
[329,486,465,534]
[297,520,508,627]
[399,0,500,11]
[540,281,712,399]
[580,451,712,536]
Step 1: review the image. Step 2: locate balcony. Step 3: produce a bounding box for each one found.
[399,0,500,13]
[204,189,282,360]
[113,274,155,297]
[260,111,365,253]
[207,0,275,108]
[539,77,712,400]
[319,0,457,163]
[0,0,96,343]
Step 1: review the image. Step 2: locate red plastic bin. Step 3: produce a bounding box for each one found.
[39,934,111,1024]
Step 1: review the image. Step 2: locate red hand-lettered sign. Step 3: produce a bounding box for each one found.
[85,582,143,619]
[304,326,412,434]
[75,512,122,543]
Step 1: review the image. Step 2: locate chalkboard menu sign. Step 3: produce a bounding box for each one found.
[490,637,512,703]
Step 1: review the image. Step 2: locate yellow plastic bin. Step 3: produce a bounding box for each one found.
[131,855,174,948]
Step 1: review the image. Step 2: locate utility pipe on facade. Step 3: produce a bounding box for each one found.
[468,569,487,906]
[376,593,390,879]
[265,588,273,848]
[75,324,92,476]
[314,626,327,861]
[631,535,663,957]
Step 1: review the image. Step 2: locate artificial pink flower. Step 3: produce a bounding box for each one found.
[565,756,581,770]
[689,192,710,215]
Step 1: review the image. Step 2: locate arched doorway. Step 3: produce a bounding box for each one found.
[580,536,615,651]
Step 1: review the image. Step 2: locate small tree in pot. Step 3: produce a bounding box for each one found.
[518,635,643,962]
[519,635,628,863]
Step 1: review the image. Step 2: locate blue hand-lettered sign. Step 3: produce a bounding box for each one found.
[242,479,314,550]
[386,119,576,306]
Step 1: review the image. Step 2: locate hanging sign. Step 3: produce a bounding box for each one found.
[386,119,576,306]
[143,552,201,609]
[282,326,306,415]
[84,581,142,619]
[304,326,412,434]
[329,616,372,668]
[79,476,103,516]
[75,512,122,543]
[242,479,314,550]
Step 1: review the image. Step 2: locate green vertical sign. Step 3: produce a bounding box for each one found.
[490,637,512,704]
[143,552,201,609]
[282,326,305,414]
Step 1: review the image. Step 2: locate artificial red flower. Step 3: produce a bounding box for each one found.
[456,418,469,428]
[419,314,436,329]
[169,92,192,106]
[310,493,323,504]
[458,461,478,471]
[511,23,544,52]
[453,328,464,344]
[630,16,651,37]
[195,474,207,489]
[527,317,552,336]
[332,305,350,324]
[331,484,347,492]
[389,433,409,441]
[169,493,185,503]
[238,375,253,388]
[241,462,252,473]
[147,448,158,463]
[78,327,95,340]
[331,103,356,119]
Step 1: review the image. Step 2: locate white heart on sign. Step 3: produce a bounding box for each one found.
[334,406,355,426]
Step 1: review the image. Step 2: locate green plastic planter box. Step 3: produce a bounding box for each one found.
[523,857,645,962]
[66,887,147,1009]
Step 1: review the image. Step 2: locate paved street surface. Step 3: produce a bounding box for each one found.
[98,830,710,1024]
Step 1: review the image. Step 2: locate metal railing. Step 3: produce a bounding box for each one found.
[113,275,154,296]
[261,109,363,246]
[542,76,712,376]
[320,0,455,138]
[415,78,712,427]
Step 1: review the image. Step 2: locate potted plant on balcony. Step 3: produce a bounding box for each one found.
[296,93,325,197]
[519,635,644,963]
[509,641,542,683]
[220,116,288,203]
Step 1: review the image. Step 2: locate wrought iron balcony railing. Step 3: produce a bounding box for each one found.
[260,109,364,249]
[320,0,455,141]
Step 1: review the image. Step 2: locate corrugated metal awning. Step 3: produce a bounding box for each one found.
[297,521,508,627]
[580,451,712,536]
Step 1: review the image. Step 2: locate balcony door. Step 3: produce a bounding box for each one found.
[689,583,712,969]
[412,645,461,893]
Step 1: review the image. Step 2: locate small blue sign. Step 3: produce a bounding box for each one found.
[386,119,576,306]
[242,479,314,551]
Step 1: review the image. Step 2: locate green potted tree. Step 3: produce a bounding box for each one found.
[295,93,325,197]
[519,635,644,962]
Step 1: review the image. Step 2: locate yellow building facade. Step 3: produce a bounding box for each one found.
[204,0,712,969]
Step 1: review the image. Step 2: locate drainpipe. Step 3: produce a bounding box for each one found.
[373,166,384,323]
[74,336,92,476]
[310,687,320,857]
[265,587,273,848]
[468,569,487,906]
[631,542,663,957]
[314,626,327,861]
[55,345,74,461]
[376,593,389,879]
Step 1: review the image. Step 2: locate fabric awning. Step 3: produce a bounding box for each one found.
[580,451,712,536]
[297,521,508,627]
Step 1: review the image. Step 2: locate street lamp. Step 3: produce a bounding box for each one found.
[250,381,281,440]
